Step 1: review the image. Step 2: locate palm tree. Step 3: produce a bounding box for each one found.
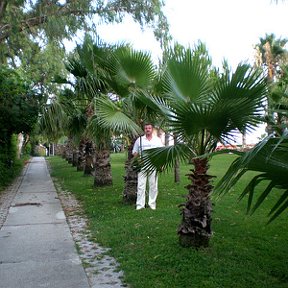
[39,88,77,158]
[269,67,288,136]
[215,133,288,223]
[141,44,267,248]
[254,34,288,135]
[65,34,116,185]
[95,46,164,202]
[255,33,287,81]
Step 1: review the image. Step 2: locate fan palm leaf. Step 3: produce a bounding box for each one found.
[215,134,288,222]
[39,98,68,141]
[95,96,142,137]
[141,144,192,173]
[110,47,156,89]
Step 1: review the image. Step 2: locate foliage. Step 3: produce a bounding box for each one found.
[0,66,40,144]
[254,33,288,136]
[142,44,267,170]
[48,154,288,288]
[95,44,162,135]
[0,66,38,189]
[0,134,25,190]
[0,1,170,130]
[256,33,288,72]
[215,134,288,223]
[0,0,169,64]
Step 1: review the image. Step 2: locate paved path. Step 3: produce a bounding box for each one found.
[0,157,90,288]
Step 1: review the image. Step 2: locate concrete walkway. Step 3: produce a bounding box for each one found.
[0,157,90,288]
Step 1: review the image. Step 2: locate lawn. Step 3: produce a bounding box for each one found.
[48,153,288,288]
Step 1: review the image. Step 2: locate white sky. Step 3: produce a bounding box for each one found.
[71,0,288,143]
[95,0,288,69]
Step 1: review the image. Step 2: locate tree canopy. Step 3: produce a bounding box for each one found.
[0,0,169,64]
[0,67,40,144]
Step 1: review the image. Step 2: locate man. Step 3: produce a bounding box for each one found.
[132,123,164,210]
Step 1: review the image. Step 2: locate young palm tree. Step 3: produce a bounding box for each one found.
[141,44,268,248]
[95,46,164,202]
[65,34,116,185]
[39,88,83,161]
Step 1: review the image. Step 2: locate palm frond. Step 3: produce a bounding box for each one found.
[211,64,267,137]
[39,99,68,138]
[164,47,212,104]
[161,48,267,152]
[86,115,111,150]
[95,96,142,137]
[215,136,288,222]
[132,89,170,118]
[141,144,192,174]
[111,47,156,89]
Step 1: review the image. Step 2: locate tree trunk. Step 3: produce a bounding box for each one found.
[178,157,214,248]
[174,159,180,183]
[242,130,246,150]
[84,140,95,176]
[173,133,180,183]
[72,150,78,167]
[77,138,85,171]
[123,137,138,204]
[65,138,74,164]
[94,149,112,187]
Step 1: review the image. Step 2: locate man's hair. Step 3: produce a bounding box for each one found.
[144,122,154,127]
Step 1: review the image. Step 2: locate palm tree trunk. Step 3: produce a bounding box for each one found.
[173,133,180,183]
[72,150,78,167]
[77,139,85,171]
[65,137,74,164]
[178,157,213,248]
[94,149,112,187]
[123,137,138,204]
[174,159,180,183]
[83,140,95,176]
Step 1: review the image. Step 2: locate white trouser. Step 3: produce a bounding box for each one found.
[136,170,158,209]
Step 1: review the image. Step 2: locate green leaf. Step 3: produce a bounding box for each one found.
[95,96,142,136]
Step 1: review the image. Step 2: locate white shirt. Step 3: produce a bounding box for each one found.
[132,135,163,155]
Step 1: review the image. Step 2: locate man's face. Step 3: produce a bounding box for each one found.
[144,124,153,136]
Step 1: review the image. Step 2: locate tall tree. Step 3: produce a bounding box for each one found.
[254,33,288,135]
[0,1,170,118]
[141,44,267,248]
[0,0,169,63]
[0,66,40,144]
[0,66,40,177]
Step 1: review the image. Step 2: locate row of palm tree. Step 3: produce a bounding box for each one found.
[40,34,162,196]
[40,33,288,248]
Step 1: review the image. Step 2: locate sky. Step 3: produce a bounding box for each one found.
[72,0,288,143]
[95,0,288,69]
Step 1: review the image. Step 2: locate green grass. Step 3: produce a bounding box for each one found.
[48,153,288,288]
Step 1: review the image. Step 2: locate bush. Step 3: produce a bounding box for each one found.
[0,134,25,191]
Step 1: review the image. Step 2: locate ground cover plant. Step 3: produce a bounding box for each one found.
[48,153,288,288]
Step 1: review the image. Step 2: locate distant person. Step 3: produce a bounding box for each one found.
[132,123,164,210]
